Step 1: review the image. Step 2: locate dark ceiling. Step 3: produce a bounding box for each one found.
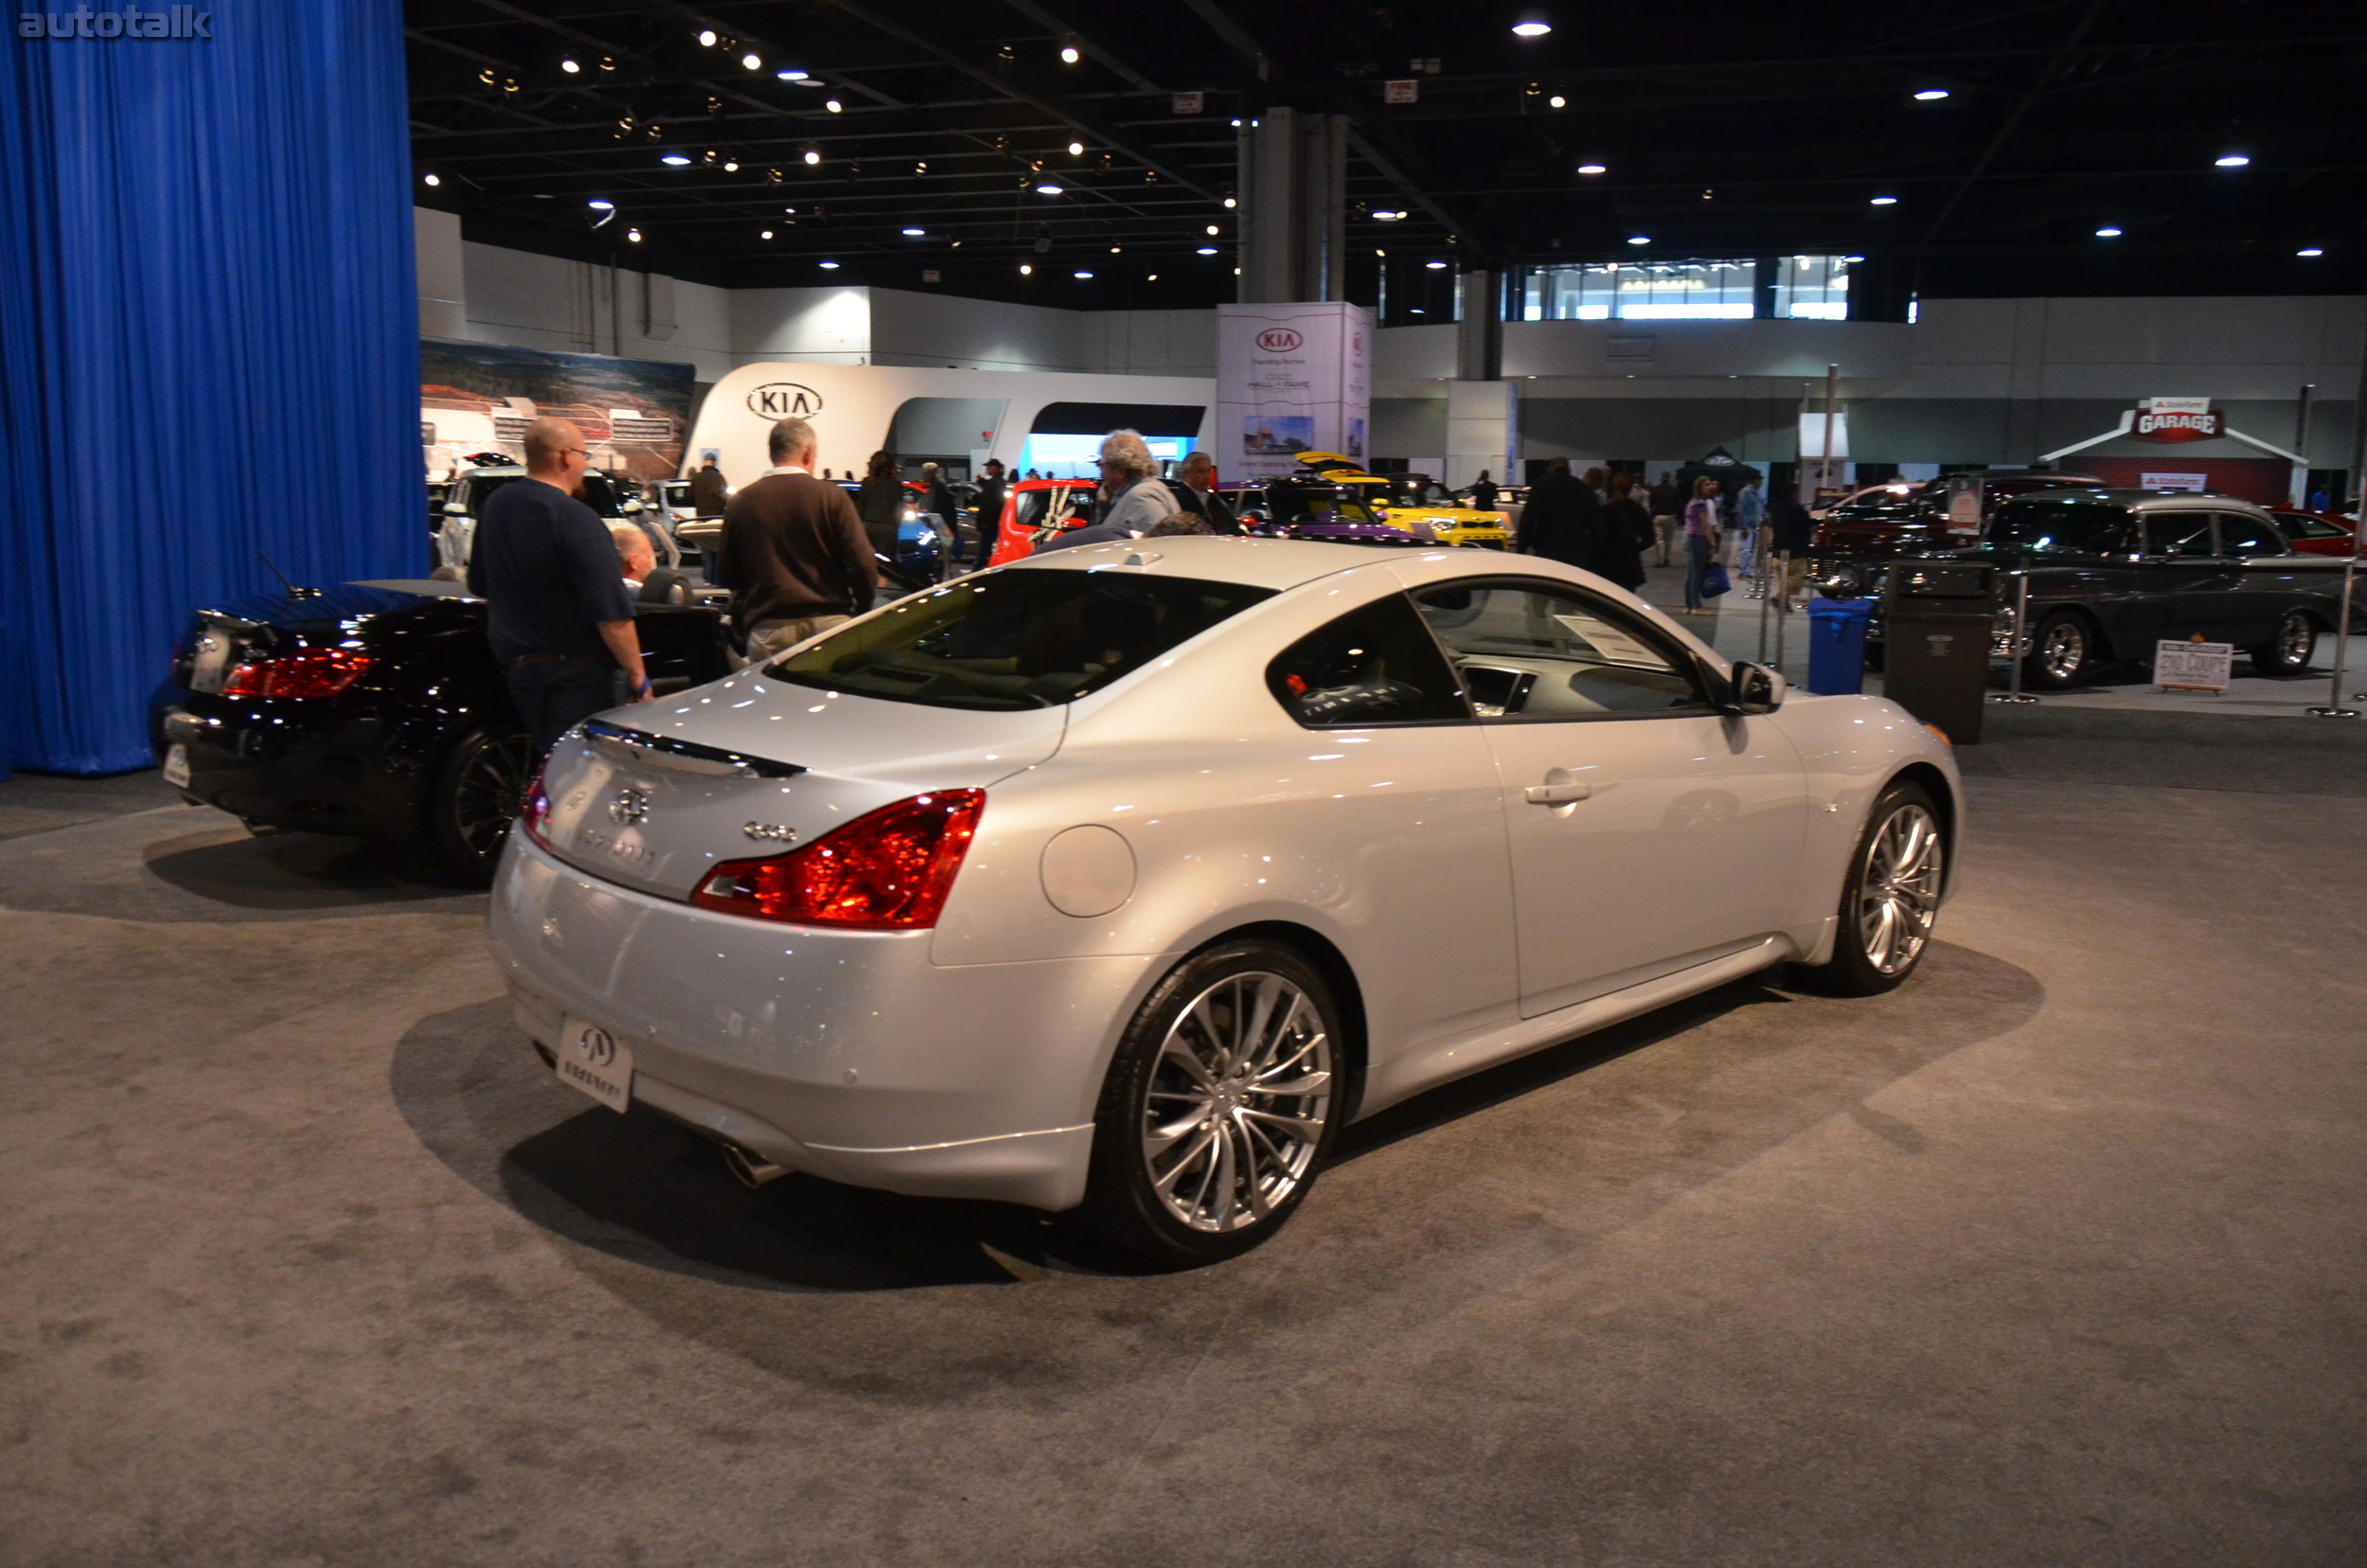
[406,0,2367,315]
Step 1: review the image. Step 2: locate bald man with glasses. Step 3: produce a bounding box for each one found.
[466,417,654,757]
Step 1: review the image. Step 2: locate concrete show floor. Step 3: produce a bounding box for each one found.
[3,715,2363,1566]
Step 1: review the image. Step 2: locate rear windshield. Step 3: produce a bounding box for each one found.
[770,570,1274,709]
[1986,499,2133,554]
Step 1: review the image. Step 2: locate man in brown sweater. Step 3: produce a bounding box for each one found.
[715,417,880,663]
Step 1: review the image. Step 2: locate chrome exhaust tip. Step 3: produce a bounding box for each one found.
[718,1140,791,1189]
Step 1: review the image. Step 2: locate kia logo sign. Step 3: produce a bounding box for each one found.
[1255,328,1304,352]
[747,382,824,419]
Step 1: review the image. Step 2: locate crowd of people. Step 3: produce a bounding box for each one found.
[469,418,1825,762]
[1516,463,1814,615]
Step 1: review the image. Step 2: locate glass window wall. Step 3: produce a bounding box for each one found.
[1773,256,1852,319]
[1521,260,1755,321]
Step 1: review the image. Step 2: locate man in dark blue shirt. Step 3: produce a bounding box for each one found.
[465,418,652,755]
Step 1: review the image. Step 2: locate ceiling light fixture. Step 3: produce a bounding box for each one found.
[1627,234,1649,245]
[2095,225,2123,238]
[627,228,642,242]
[1374,209,1404,221]
[1148,273,1158,280]
[1037,182,1063,195]
[1068,140,1084,156]
[1913,87,1949,100]
[1074,270,1093,279]
[1196,246,1217,255]
[1512,20,1552,38]
[1576,163,1607,176]
[1059,42,1080,63]
[661,153,692,166]
[561,58,579,74]
[804,149,821,165]
[421,172,439,187]
[1206,223,1219,235]
[697,28,717,46]
[2298,247,2323,257]
[1020,262,1033,275]
[586,198,614,210]
[819,259,839,269]
[741,52,761,70]
[776,68,807,80]
[1222,196,1237,208]
[902,226,925,236]
[825,98,842,113]
[1870,194,1898,205]
[761,229,774,240]
[1425,259,1447,269]
[2215,153,2250,168]
[723,159,739,171]
[1110,245,1121,253]
[1548,94,1565,108]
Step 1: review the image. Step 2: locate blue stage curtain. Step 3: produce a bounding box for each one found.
[0,2,421,776]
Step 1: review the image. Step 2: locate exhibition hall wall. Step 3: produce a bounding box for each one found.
[3,2,418,776]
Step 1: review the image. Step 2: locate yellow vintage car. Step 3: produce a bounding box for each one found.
[1295,454,1513,548]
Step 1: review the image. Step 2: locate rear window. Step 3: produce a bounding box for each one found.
[771,570,1273,710]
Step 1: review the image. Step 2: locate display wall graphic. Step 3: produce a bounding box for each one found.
[1217,302,1374,481]
[420,340,696,482]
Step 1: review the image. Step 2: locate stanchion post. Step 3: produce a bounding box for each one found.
[1756,560,1771,662]
[2308,548,2361,718]
[1773,551,1789,672]
[1992,569,2039,704]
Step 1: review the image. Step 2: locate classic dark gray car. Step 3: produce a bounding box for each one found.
[1895,490,2357,688]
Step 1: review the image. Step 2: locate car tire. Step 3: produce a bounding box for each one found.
[1079,941,1345,1267]
[429,725,535,883]
[1799,780,1946,997]
[2250,610,2316,678]
[2022,610,2094,689]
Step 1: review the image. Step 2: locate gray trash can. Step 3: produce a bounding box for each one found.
[1880,561,1997,744]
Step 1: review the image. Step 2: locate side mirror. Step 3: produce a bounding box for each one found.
[443,501,467,516]
[1725,661,1783,716]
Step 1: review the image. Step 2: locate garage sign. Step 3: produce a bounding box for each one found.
[2133,397,2221,442]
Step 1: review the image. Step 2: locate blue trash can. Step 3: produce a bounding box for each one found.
[1806,597,1875,695]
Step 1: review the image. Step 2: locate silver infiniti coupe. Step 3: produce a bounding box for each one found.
[490,537,1961,1265]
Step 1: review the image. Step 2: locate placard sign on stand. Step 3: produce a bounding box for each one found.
[1216,302,1373,482]
[1944,472,1984,535]
[2155,640,2234,693]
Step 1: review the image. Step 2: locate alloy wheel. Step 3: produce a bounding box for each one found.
[1140,972,1334,1233]
[2040,620,2086,682]
[454,733,533,860]
[2276,613,2314,669]
[1856,802,1944,976]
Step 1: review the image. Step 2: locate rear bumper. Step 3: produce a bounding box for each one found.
[156,702,426,839]
[489,833,1164,1211]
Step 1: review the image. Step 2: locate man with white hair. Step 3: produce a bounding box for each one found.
[610,525,656,590]
[1041,429,1180,551]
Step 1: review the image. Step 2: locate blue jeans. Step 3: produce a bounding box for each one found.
[1683,534,1712,609]
[506,658,625,757]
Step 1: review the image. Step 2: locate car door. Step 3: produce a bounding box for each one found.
[2133,508,2225,643]
[1410,579,1809,1019]
[2210,509,2302,649]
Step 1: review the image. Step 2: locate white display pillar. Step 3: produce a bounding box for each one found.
[414,205,468,341]
[1447,381,1517,490]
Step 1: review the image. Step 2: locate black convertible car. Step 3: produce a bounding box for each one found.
[152,580,734,881]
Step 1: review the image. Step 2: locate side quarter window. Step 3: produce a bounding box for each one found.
[1413,580,1710,719]
[1266,594,1472,729]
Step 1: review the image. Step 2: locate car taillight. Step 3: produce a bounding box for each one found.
[220,648,372,700]
[521,760,554,849]
[691,790,984,929]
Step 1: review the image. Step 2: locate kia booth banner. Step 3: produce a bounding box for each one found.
[1215,303,1374,483]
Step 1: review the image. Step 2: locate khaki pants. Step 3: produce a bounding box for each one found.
[1651,515,1678,566]
[744,614,847,664]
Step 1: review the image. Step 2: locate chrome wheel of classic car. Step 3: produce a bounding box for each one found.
[2025,612,2092,688]
[1088,941,1343,1265]
[432,726,535,882]
[2252,610,2317,677]
[1805,782,1945,996]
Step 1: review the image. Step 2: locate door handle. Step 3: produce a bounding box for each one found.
[1523,781,1593,805]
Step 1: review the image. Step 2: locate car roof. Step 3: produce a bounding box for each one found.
[1001,534,1582,595]
[2006,487,2259,509]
